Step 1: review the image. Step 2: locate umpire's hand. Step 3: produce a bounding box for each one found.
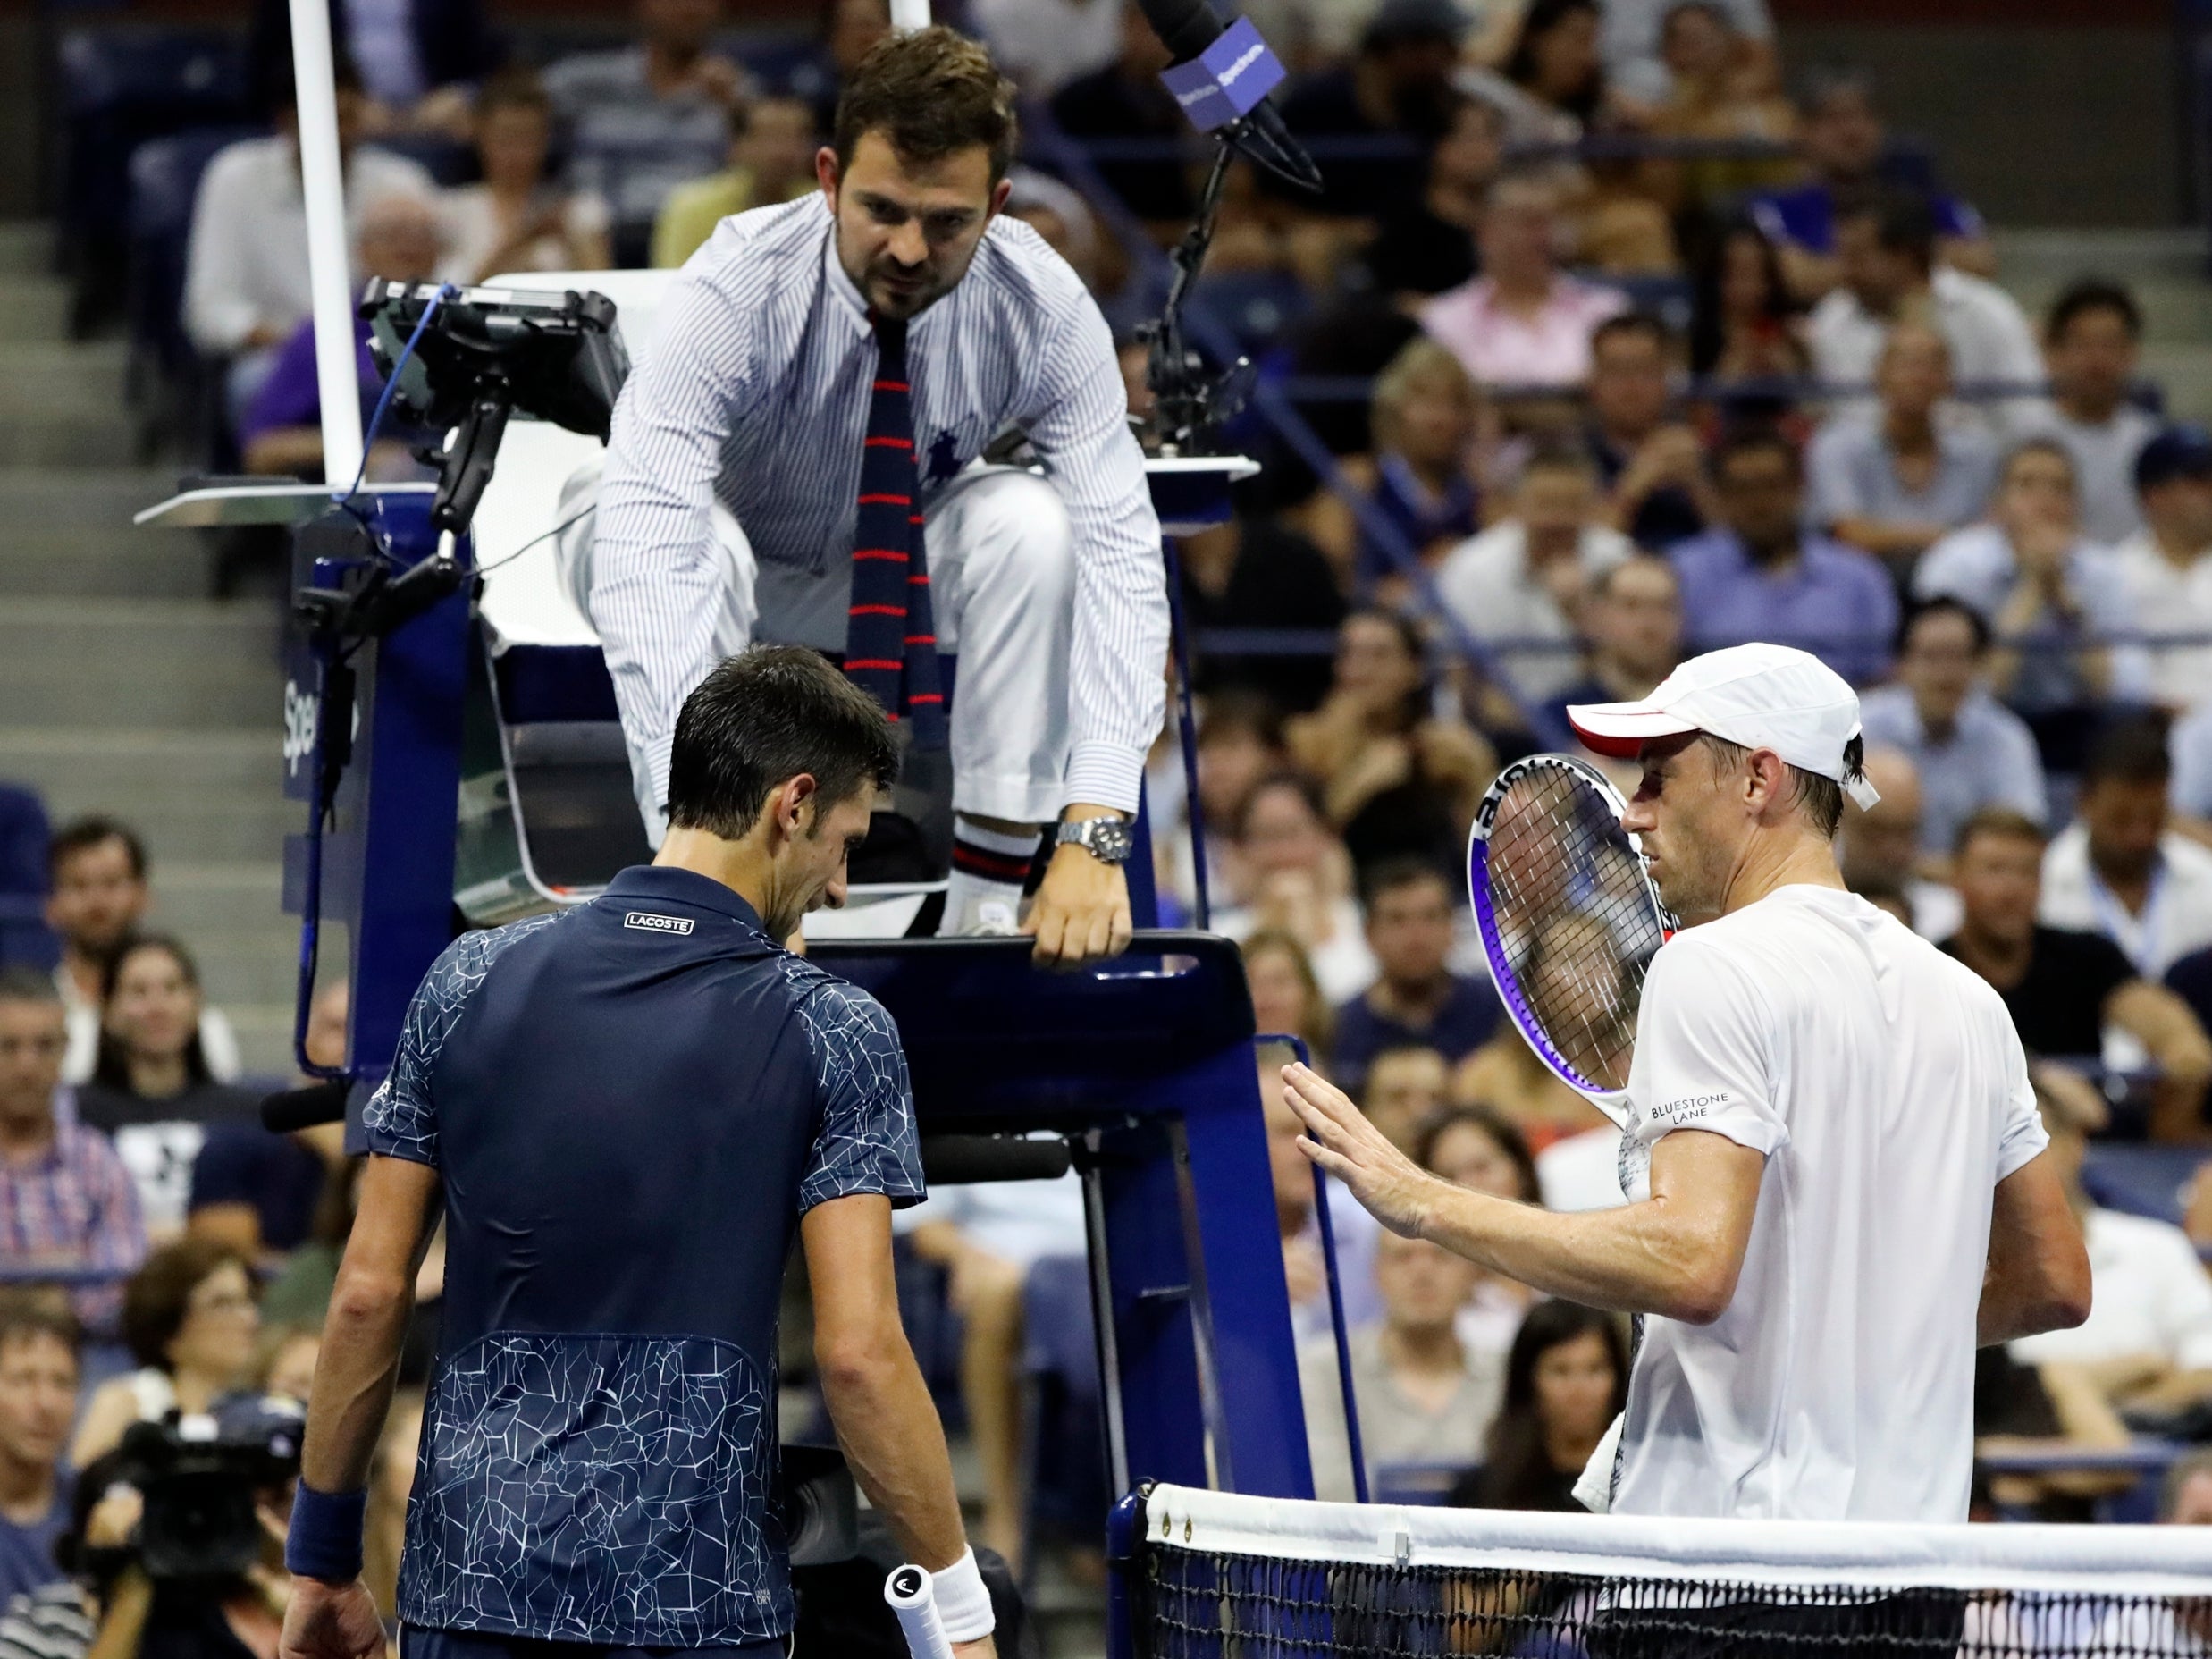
[1023,809,1133,968]
[281,1578,384,1659]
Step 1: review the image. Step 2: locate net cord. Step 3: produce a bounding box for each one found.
[1137,1485,2212,1597]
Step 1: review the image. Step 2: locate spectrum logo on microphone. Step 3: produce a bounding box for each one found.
[1158,16,1286,131]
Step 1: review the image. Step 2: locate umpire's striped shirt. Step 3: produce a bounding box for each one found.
[593,193,1168,818]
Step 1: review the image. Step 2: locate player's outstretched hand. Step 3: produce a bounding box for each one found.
[1023,845,1132,970]
[1281,1061,1440,1240]
[279,1577,384,1659]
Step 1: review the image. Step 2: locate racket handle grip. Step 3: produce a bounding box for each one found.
[886,1563,957,1659]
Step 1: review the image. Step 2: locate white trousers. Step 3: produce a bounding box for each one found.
[559,465,1077,833]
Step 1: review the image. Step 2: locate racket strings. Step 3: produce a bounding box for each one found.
[1487,769,1669,1094]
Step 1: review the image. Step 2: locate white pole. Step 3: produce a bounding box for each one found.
[889,0,931,29]
[288,0,363,487]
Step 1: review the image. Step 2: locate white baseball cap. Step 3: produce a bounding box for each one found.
[1567,643,1881,809]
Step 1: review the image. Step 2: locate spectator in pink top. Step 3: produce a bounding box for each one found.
[1419,173,1627,392]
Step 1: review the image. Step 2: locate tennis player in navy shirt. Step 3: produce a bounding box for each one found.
[278,647,997,1659]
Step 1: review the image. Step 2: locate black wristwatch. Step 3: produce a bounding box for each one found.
[1056,814,1135,865]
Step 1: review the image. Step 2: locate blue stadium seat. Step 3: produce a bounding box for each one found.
[124,126,263,458]
[56,28,251,324]
[1189,268,1313,358]
[0,784,57,974]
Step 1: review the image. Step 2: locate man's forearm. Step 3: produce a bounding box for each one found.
[1416,1181,1739,1324]
[819,1339,969,1570]
[299,1262,416,1494]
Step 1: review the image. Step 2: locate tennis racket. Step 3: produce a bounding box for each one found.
[1467,754,1674,1128]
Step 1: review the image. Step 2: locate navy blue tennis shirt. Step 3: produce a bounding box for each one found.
[359,865,925,1648]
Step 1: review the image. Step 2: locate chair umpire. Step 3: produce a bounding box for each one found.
[277,647,998,1659]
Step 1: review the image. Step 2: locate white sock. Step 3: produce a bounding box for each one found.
[943,822,1039,934]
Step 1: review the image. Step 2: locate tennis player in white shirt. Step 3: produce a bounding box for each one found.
[1285,643,2092,1529]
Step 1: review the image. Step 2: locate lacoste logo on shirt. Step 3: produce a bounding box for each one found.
[624,912,694,936]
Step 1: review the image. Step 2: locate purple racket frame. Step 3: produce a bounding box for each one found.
[1466,753,1668,1130]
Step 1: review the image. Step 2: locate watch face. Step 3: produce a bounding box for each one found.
[1091,819,1135,862]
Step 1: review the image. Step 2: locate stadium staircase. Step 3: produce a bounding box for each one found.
[0,220,297,1079]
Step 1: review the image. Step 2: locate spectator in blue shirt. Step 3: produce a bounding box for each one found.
[281,647,999,1659]
[1332,860,1501,1095]
[1746,65,1991,302]
[1914,438,2152,740]
[0,1300,79,1608]
[1858,598,2047,862]
[1669,427,1898,684]
[1804,321,2000,581]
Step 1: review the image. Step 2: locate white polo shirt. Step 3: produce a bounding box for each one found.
[1603,885,2048,1521]
[2011,1206,2212,1371]
[2039,823,2212,978]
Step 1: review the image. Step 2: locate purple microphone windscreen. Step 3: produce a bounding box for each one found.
[1156,15,1287,133]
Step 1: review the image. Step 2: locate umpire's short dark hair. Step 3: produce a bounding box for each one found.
[665,648,901,841]
[834,26,1019,184]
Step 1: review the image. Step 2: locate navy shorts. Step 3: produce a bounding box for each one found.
[401,1628,788,1659]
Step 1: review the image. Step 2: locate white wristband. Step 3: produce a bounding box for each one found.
[930,1546,996,1644]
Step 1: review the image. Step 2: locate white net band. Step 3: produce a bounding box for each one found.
[1140,1484,2212,1599]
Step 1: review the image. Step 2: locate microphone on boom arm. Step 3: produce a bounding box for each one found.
[1133,0,1325,196]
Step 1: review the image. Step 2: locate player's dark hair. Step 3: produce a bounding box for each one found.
[1698,733,1855,838]
[122,1238,252,1372]
[1416,1104,1540,1204]
[0,967,60,1007]
[1359,856,1451,911]
[1897,594,1990,658]
[1953,805,2046,861]
[665,647,901,842]
[833,26,1018,184]
[2081,712,2172,792]
[1475,1301,1628,1508]
[48,816,147,884]
[2047,277,2142,345]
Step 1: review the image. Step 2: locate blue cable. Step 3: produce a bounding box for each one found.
[333,281,457,508]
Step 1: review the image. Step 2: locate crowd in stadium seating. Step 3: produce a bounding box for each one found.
[14,0,2212,1629]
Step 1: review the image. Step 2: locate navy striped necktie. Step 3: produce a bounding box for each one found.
[845,314,946,750]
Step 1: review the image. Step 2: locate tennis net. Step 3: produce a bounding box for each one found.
[1124,1484,2212,1657]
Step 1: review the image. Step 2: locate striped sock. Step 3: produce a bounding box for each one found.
[944,822,1039,934]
